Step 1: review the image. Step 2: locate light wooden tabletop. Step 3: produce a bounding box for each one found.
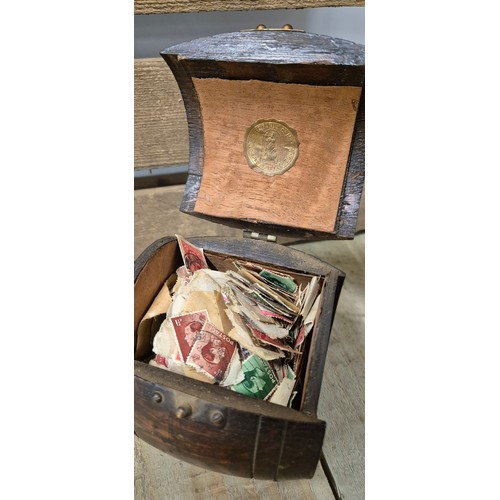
[134,185,364,499]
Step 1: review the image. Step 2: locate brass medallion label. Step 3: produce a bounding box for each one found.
[243,119,299,177]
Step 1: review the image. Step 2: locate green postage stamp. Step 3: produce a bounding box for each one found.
[232,354,278,400]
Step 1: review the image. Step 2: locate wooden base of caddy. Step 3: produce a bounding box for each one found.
[134,236,344,480]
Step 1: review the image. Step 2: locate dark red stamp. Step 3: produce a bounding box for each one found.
[187,321,237,382]
[176,234,208,274]
[170,310,209,362]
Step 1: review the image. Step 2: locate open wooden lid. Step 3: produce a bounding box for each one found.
[161,30,365,240]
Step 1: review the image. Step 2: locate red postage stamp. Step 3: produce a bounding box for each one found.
[294,325,306,348]
[170,310,209,362]
[176,234,208,274]
[250,326,301,354]
[186,321,237,382]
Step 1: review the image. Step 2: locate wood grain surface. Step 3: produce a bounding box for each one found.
[192,78,361,234]
[135,0,364,15]
[335,89,364,239]
[135,58,188,169]
[134,361,327,479]
[134,185,364,498]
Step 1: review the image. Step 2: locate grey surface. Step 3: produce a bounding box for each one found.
[135,7,365,58]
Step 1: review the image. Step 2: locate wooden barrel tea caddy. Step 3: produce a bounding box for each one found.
[134,26,365,481]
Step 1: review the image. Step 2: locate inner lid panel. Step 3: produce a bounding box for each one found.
[192,78,361,234]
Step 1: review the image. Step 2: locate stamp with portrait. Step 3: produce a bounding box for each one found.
[231,354,279,400]
[170,310,209,362]
[186,321,237,382]
[176,234,208,274]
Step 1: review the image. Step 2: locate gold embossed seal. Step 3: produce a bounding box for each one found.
[243,119,299,176]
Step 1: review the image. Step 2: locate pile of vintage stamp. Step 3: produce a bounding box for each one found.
[142,235,322,407]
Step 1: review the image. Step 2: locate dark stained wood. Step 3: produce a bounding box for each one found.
[252,415,289,479]
[135,0,364,15]
[336,89,365,238]
[163,55,205,182]
[134,236,344,479]
[161,30,364,240]
[134,239,183,358]
[181,60,365,87]
[162,31,364,66]
[180,173,201,214]
[301,271,344,413]
[135,363,325,479]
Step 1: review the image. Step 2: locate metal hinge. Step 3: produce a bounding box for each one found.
[243,230,277,243]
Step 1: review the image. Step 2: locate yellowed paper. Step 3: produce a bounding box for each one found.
[269,372,296,406]
[149,357,214,384]
[225,306,283,361]
[182,290,231,332]
[152,319,178,359]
